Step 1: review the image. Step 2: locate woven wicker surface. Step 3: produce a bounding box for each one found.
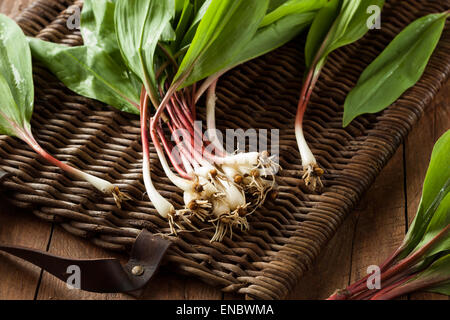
[0,0,448,300]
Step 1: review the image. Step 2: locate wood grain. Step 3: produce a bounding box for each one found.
[0,0,51,301]
[405,80,449,301]
[0,0,448,300]
[0,0,33,17]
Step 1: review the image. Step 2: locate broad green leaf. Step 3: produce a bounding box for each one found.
[0,14,34,132]
[0,74,25,136]
[175,0,186,17]
[343,12,448,127]
[232,11,316,68]
[380,255,450,299]
[304,0,341,68]
[268,0,290,13]
[412,193,450,259]
[81,0,122,62]
[175,0,269,88]
[28,38,140,114]
[410,255,450,296]
[399,130,450,259]
[428,282,450,296]
[305,0,385,71]
[260,0,327,28]
[179,0,212,50]
[115,0,175,99]
[171,0,194,51]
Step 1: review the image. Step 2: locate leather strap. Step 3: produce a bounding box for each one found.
[0,229,171,295]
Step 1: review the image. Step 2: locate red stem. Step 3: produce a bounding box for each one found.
[176,91,195,124]
[156,121,190,178]
[295,68,320,128]
[327,249,401,300]
[150,116,192,181]
[380,226,450,282]
[328,226,449,300]
[170,96,195,136]
[350,270,412,300]
[167,121,200,169]
[369,274,418,300]
[20,129,79,176]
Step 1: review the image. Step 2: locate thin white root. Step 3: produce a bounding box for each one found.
[165,151,279,242]
[210,208,250,242]
[302,163,324,191]
[111,186,132,209]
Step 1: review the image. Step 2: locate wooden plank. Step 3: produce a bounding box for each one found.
[289,212,356,299]
[0,201,52,300]
[0,0,51,301]
[348,148,407,296]
[406,80,450,300]
[141,273,223,300]
[0,0,34,17]
[35,226,130,300]
[290,146,407,299]
[36,225,223,300]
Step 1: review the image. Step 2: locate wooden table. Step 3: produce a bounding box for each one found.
[0,0,449,300]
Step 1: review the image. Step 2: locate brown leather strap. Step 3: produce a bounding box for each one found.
[0,229,170,294]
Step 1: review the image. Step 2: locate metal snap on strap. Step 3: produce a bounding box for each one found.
[132,265,145,276]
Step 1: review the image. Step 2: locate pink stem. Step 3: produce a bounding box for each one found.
[327,249,401,300]
[156,122,190,178]
[370,274,419,300]
[20,130,79,176]
[167,122,199,169]
[328,226,449,300]
[295,68,319,129]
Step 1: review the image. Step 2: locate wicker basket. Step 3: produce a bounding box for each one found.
[0,0,448,300]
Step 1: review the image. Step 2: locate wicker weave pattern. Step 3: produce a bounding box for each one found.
[0,0,448,299]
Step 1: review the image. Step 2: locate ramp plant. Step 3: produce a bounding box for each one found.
[328,130,450,300]
[294,0,385,190]
[0,14,130,207]
[28,0,326,241]
[294,2,447,191]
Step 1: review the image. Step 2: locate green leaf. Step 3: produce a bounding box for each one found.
[343,12,448,127]
[268,0,290,13]
[0,74,24,136]
[398,130,450,259]
[304,0,341,68]
[171,0,194,51]
[232,11,316,68]
[174,0,269,88]
[28,38,140,114]
[81,0,122,62]
[306,0,385,71]
[413,254,450,296]
[115,0,175,99]
[0,14,34,134]
[175,0,186,17]
[412,193,450,259]
[178,0,212,50]
[260,0,327,28]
